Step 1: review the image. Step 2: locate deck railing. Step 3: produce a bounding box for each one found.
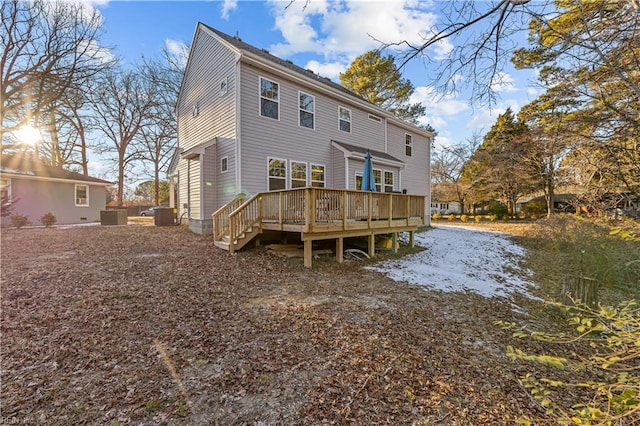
[212,194,245,241]
[215,187,426,250]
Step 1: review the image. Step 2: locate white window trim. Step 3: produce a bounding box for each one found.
[384,170,395,193]
[259,76,280,121]
[368,114,382,123]
[290,160,308,188]
[75,184,89,207]
[405,133,413,157]
[338,106,352,133]
[298,91,315,130]
[1,178,12,204]
[219,77,228,95]
[267,157,287,190]
[221,156,228,173]
[310,163,326,188]
[373,168,382,192]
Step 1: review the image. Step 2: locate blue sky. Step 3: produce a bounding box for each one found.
[89,0,541,171]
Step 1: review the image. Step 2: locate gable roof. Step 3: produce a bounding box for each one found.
[193,23,432,138]
[332,140,405,168]
[0,154,112,185]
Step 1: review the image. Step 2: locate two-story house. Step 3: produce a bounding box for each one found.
[171,23,433,240]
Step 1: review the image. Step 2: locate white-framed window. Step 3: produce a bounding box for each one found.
[373,169,382,192]
[290,161,307,188]
[1,178,11,204]
[192,102,199,118]
[260,77,279,120]
[368,114,382,123]
[311,164,325,188]
[267,158,287,190]
[220,77,228,95]
[405,133,413,157]
[339,106,351,133]
[299,91,315,129]
[384,170,394,192]
[355,172,363,190]
[221,156,228,173]
[75,184,89,206]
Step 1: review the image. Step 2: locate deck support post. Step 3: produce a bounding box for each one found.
[409,231,415,248]
[304,239,313,268]
[336,237,344,263]
[392,232,398,253]
[368,234,375,258]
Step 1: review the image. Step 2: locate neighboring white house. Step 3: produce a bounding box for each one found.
[430,202,461,215]
[1,154,111,226]
[170,23,433,235]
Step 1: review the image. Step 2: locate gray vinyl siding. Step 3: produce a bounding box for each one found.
[187,159,201,220]
[238,63,387,195]
[177,29,237,151]
[216,137,237,204]
[330,147,345,188]
[0,178,106,226]
[386,122,430,197]
[202,146,217,214]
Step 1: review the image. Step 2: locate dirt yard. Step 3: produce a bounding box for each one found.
[1,224,563,424]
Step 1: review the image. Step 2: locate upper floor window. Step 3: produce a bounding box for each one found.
[405,133,413,157]
[339,106,351,133]
[268,158,286,190]
[291,161,307,188]
[299,92,315,129]
[311,164,325,188]
[260,77,279,120]
[75,184,89,206]
[221,156,228,173]
[220,77,228,95]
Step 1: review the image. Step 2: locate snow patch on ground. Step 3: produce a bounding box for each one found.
[367,225,536,299]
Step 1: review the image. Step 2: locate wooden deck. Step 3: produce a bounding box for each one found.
[212,188,426,268]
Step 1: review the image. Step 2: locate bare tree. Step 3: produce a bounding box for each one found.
[431,132,482,214]
[1,0,112,159]
[91,68,158,206]
[137,48,184,205]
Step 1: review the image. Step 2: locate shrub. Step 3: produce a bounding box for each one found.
[474,215,482,223]
[485,200,508,217]
[447,214,455,221]
[432,213,441,221]
[487,214,498,222]
[40,212,57,227]
[521,199,547,218]
[460,214,469,222]
[10,214,31,229]
[500,300,640,425]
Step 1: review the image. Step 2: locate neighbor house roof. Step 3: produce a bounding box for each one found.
[0,154,112,185]
[195,23,433,138]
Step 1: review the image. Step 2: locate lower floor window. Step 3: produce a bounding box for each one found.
[75,184,88,206]
[1,178,11,203]
[268,158,287,190]
[311,164,325,187]
[384,171,394,192]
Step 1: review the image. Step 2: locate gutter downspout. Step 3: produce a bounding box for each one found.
[235,53,242,195]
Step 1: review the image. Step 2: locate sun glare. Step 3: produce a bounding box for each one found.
[13,125,42,146]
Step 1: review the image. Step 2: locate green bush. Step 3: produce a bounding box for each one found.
[485,200,508,217]
[447,214,455,221]
[500,300,640,425]
[521,199,547,218]
[474,215,482,223]
[460,214,469,222]
[40,212,57,227]
[10,214,31,229]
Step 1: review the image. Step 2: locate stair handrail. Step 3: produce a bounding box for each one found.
[228,192,263,252]
[212,194,245,241]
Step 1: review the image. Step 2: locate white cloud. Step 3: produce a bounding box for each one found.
[164,38,190,68]
[221,0,237,20]
[304,60,346,80]
[268,0,438,60]
[490,71,517,93]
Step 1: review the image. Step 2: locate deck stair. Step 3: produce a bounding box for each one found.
[212,188,426,267]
